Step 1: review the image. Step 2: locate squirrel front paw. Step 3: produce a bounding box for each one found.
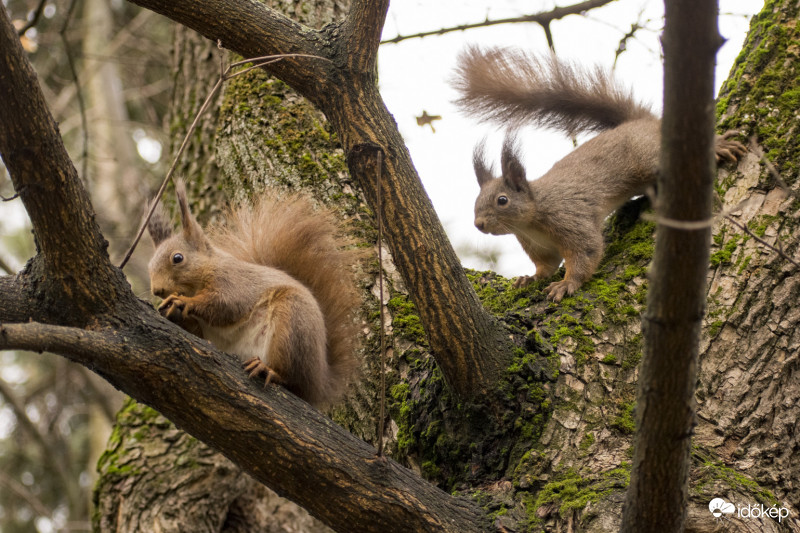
[243,358,283,388]
[157,294,190,323]
[546,279,580,302]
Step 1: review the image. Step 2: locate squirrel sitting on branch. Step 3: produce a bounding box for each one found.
[453,46,746,301]
[146,181,362,407]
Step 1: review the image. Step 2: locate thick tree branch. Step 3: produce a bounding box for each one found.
[0,8,123,317]
[342,0,388,71]
[621,1,723,531]
[126,0,326,103]
[0,318,486,532]
[381,0,617,44]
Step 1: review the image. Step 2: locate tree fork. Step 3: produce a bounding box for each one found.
[0,6,488,531]
[125,0,515,399]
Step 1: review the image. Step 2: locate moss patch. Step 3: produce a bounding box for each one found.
[520,464,631,527]
[717,0,800,181]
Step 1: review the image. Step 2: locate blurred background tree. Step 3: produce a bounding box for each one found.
[1,1,171,530]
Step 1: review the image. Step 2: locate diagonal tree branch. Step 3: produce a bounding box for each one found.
[0,317,487,532]
[341,0,389,72]
[0,7,123,317]
[380,0,617,45]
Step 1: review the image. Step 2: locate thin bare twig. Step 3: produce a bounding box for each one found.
[0,471,53,518]
[376,148,386,457]
[0,255,14,275]
[16,0,48,36]
[60,0,89,183]
[118,51,332,269]
[723,214,800,269]
[381,0,616,44]
[748,135,794,196]
[0,377,78,508]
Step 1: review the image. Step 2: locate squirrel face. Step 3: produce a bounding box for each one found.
[148,233,211,299]
[473,136,534,236]
[146,181,213,299]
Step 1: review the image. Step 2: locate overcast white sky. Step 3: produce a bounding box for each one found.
[378,0,762,278]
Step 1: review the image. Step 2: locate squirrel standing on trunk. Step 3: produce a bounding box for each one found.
[146,181,362,407]
[453,46,746,301]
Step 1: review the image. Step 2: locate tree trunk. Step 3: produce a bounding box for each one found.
[694,0,800,517]
[621,1,722,531]
[94,400,331,533]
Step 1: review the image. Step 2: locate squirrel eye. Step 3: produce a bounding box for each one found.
[497,195,509,206]
[171,253,184,265]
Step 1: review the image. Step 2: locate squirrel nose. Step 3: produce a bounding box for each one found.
[475,218,486,233]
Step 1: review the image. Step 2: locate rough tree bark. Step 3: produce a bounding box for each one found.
[621,1,722,531]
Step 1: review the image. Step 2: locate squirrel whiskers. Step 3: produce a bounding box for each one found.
[147,182,363,407]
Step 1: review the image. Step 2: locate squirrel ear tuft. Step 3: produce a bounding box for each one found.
[473,139,494,187]
[175,179,209,247]
[500,135,528,193]
[144,200,172,246]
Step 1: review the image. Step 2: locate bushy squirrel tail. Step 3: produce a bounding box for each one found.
[452,46,654,137]
[209,192,363,403]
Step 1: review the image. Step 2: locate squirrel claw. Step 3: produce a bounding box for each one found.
[513,275,535,288]
[243,358,282,388]
[715,131,747,163]
[158,294,188,323]
[546,280,579,302]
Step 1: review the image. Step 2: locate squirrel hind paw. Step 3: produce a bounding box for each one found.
[243,358,282,388]
[546,280,580,302]
[715,132,747,164]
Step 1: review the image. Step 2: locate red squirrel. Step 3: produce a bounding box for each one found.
[453,46,746,301]
[146,181,362,406]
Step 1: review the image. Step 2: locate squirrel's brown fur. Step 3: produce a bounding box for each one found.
[208,193,362,400]
[453,46,747,301]
[452,45,654,136]
[147,182,362,407]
